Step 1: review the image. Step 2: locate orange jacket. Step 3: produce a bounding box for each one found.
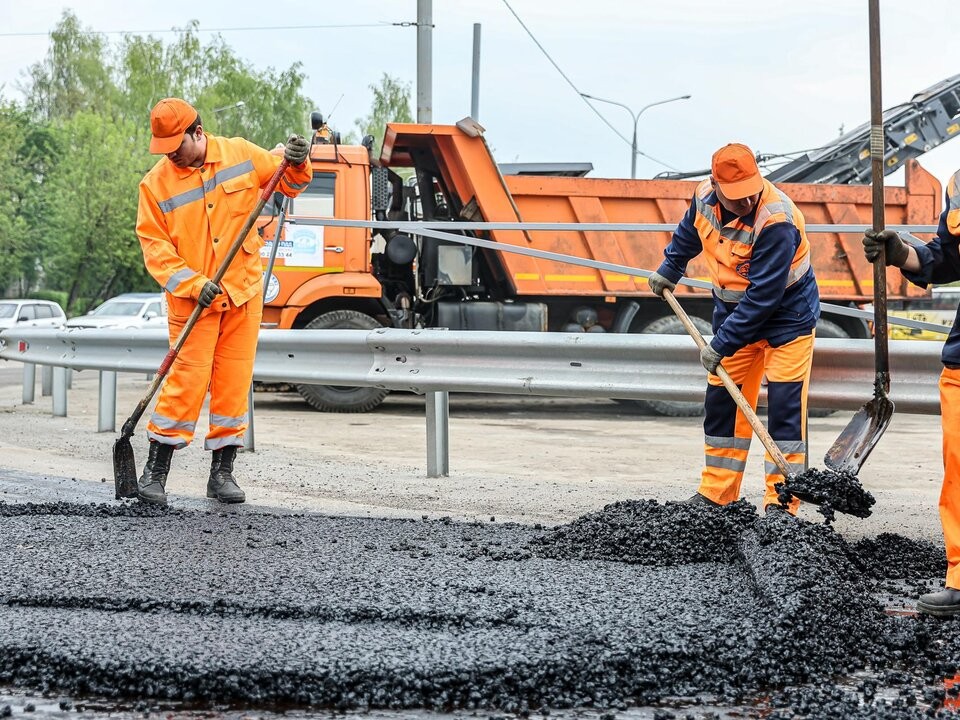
[690,178,812,301]
[136,134,312,317]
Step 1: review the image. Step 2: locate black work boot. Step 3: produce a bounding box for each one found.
[918,587,960,618]
[684,492,721,507]
[207,446,246,503]
[137,441,174,506]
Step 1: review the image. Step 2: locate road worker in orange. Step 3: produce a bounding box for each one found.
[134,97,312,505]
[647,143,821,514]
[863,168,960,616]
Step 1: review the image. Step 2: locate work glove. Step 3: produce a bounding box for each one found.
[284,134,309,165]
[647,271,676,298]
[700,344,723,374]
[862,229,910,267]
[197,281,221,309]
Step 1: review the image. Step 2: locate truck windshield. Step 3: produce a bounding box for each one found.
[292,173,335,217]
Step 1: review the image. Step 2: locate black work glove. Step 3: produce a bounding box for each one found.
[197,281,221,308]
[284,134,309,165]
[700,344,723,374]
[863,229,910,267]
[647,271,676,298]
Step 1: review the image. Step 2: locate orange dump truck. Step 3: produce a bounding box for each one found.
[257,117,943,413]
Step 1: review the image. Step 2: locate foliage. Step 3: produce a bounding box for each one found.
[350,74,414,155]
[1,10,314,304]
[0,103,54,296]
[35,112,154,313]
[115,23,311,148]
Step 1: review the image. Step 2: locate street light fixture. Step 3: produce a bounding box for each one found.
[212,100,246,115]
[580,92,691,179]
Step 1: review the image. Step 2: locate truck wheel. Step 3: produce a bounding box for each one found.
[808,318,848,418]
[630,313,713,417]
[295,310,390,413]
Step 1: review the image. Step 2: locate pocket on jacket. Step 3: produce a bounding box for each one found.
[221,174,257,217]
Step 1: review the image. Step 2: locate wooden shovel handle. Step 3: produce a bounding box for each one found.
[662,288,794,479]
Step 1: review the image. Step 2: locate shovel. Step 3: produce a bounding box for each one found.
[661,288,796,481]
[662,288,876,518]
[823,0,895,475]
[113,159,290,498]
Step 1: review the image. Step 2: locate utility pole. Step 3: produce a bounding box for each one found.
[417,0,433,123]
[471,23,481,120]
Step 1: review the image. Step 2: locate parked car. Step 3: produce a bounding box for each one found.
[0,299,67,331]
[66,293,167,330]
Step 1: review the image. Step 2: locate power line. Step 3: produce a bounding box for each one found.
[499,0,680,172]
[0,22,395,38]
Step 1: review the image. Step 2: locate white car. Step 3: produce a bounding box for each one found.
[0,299,67,331]
[66,293,167,330]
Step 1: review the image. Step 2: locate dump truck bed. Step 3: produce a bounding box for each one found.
[381,123,942,303]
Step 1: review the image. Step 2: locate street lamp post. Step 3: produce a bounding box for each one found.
[580,93,691,178]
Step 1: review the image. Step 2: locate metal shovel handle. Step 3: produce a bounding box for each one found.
[662,288,794,479]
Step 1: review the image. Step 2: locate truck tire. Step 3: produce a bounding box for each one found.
[632,313,713,417]
[295,310,390,413]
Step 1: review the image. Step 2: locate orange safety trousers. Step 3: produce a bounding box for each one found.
[940,367,960,588]
[697,332,815,512]
[146,296,262,450]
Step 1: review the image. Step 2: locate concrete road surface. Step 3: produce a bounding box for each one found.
[0,357,946,539]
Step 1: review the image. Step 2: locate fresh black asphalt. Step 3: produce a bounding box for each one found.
[2,480,960,718]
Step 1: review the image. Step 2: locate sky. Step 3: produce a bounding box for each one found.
[0,0,957,193]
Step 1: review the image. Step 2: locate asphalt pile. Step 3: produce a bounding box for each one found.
[0,499,959,719]
[776,467,877,520]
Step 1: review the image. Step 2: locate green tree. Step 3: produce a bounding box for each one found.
[36,112,153,312]
[10,10,315,304]
[351,73,414,155]
[117,23,312,147]
[0,104,56,295]
[21,12,117,122]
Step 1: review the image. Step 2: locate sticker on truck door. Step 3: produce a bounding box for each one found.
[261,225,325,267]
[263,273,280,303]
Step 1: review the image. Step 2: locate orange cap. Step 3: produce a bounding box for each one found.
[711,143,763,200]
[149,98,199,154]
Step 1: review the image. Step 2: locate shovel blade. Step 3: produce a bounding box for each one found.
[823,395,895,475]
[113,436,139,500]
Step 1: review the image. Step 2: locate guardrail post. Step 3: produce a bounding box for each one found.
[41,365,52,396]
[66,368,73,390]
[244,384,255,452]
[22,362,36,404]
[426,390,449,478]
[52,366,67,417]
[98,370,116,432]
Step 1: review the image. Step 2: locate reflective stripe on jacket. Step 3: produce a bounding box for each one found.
[656,179,820,356]
[691,178,812,302]
[136,134,312,317]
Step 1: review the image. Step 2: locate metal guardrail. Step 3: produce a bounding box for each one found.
[0,327,943,410]
[306,219,951,336]
[0,326,944,476]
[0,219,949,475]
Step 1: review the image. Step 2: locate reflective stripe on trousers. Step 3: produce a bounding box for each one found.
[940,367,960,588]
[147,296,261,450]
[697,332,814,511]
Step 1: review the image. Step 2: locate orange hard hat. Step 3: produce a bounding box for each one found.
[149,98,199,155]
[711,143,763,199]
